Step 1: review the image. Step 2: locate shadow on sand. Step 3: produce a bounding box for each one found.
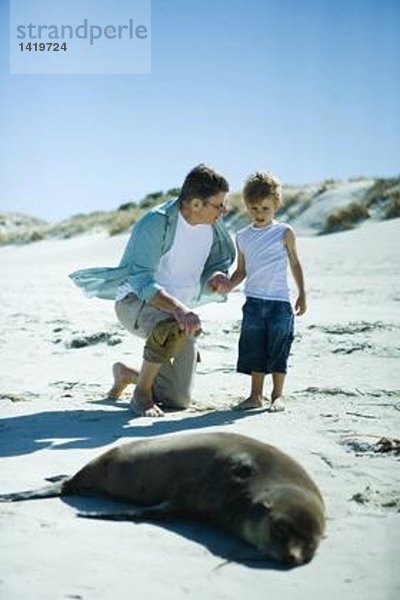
[62,494,291,572]
[0,398,268,458]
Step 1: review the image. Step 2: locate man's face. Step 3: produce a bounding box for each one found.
[194,192,228,224]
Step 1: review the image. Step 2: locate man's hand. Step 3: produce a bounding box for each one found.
[150,290,202,335]
[172,306,202,336]
[207,272,231,294]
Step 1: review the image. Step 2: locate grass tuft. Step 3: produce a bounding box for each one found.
[322,202,369,234]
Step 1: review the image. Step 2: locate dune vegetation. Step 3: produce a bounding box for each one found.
[1,176,399,246]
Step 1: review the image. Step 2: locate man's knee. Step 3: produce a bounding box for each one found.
[144,318,187,363]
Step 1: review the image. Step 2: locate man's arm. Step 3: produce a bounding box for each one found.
[149,290,201,336]
[284,228,307,315]
[119,213,164,302]
[121,212,201,335]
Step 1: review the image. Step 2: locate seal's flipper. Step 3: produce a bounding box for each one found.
[78,500,172,522]
[45,474,69,483]
[0,478,68,503]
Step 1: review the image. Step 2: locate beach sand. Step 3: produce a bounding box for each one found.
[1,218,399,600]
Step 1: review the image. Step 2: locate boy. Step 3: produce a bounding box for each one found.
[226,172,306,412]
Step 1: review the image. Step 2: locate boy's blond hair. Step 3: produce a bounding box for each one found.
[243,172,282,209]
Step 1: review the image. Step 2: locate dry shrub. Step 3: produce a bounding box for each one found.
[108,208,139,235]
[322,202,369,234]
[49,211,128,238]
[365,177,400,217]
[384,192,400,219]
[0,228,46,246]
[139,191,164,209]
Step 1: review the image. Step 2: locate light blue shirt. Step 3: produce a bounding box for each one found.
[69,198,235,305]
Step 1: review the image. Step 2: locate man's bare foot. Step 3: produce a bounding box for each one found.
[107,362,139,400]
[269,397,285,412]
[233,396,264,411]
[130,390,164,417]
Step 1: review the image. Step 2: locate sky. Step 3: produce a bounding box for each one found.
[0,0,399,222]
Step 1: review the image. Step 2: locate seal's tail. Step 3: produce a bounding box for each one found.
[0,476,70,502]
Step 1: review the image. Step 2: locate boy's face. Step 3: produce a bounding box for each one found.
[246,196,276,228]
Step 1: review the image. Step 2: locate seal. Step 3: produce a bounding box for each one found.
[0,432,325,565]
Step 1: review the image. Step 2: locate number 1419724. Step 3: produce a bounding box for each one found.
[19,42,67,51]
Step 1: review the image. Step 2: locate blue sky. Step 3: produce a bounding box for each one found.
[1,0,399,221]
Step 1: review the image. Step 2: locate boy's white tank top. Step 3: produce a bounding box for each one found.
[237,221,291,303]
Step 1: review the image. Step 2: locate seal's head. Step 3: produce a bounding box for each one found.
[243,485,326,565]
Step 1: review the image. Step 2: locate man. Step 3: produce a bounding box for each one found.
[70,164,235,417]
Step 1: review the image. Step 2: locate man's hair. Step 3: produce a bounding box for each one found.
[243,171,282,209]
[179,164,229,204]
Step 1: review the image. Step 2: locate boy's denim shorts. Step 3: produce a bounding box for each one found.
[237,297,294,375]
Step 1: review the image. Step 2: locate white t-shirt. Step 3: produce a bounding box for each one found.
[155,212,213,305]
[237,221,291,303]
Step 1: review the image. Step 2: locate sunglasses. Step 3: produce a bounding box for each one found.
[207,201,227,212]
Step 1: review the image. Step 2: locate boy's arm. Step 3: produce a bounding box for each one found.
[228,243,246,290]
[208,238,246,293]
[284,228,307,315]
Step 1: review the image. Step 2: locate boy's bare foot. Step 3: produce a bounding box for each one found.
[233,396,264,411]
[107,362,139,400]
[269,397,285,412]
[130,390,165,418]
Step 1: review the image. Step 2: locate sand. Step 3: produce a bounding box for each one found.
[1,218,399,600]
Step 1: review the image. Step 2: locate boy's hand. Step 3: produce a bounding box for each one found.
[295,294,307,315]
[207,272,232,294]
